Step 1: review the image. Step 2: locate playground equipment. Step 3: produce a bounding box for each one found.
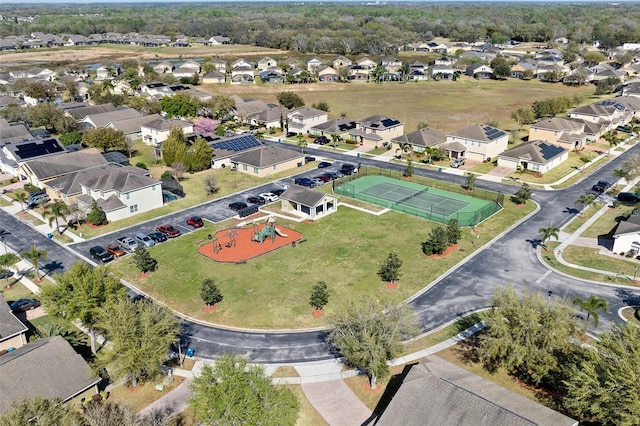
[252,217,288,244]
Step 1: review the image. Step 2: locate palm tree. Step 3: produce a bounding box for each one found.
[395,141,413,161]
[0,253,19,287]
[42,201,69,235]
[21,244,47,282]
[330,133,339,149]
[614,168,629,182]
[398,64,409,82]
[574,193,595,217]
[253,130,265,140]
[538,226,560,250]
[11,190,29,211]
[573,295,609,329]
[296,133,307,153]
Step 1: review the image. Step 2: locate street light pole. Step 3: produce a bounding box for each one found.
[548,290,553,302]
[1,236,5,254]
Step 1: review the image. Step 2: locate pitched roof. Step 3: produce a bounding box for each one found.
[83,108,141,128]
[0,123,32,143]
[81,166,159,193]
[376,356,577,426]
[0,294,28,344]
[66,103,118,120]
[141,118,192,131]
[392,128,446,147]
[570,103,616,117]
[499,140,568,164]
[24,147,108,179]
[289,106,328,119]
[613,210,640,237]
[3,138,66,162]
[45,164,146,196]
[108,113,162,134]
[448,124,507,142]
[532,117,584,132]
[0,336,99,414]
[231,145,303,168]
[281,185,329,207]
[234,99,270,117]
[311,117,357,134]
[358,115,403,130]
[203,70,226,79]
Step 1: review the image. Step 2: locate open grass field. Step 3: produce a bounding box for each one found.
[108,193,534,329]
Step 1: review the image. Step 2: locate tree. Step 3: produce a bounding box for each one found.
[0,397,84,426]
[511,107,535,133]
[464,172,477,190]
[296,133,307,153]
[583,51,606,67]
[59,131,83,146]
[87,202,108,226]
[42,200,70,235]
[200,278,223,307]
[563,323,640,425]
[190,354,299,426]
[204,174,219,196]
[193,117,220,134]
[330,133,339,149]
[161,128,188,166]
[613,168,629,182]
[21,244,47,281]
[133,246,158,274]
[0,253,19,287]
[378,252,403,284]
[171,162,187,181]
[82,128,126,153]
[96,298,180,387]
[578,152,592,171]
[11,190,29,211]
[187,137,213,172]
[622,152,640,178]
[159,92,199,118]
[538,226,560,250]
[572,294,609,329]
[311,101,330,112]
[309,280,329,310]
[421,226,450,255]
[27,103,64,132]
[513,182,532,205]
[204,94,235,120]
[277,92,305,109]
[574,193,595,217]
[490,56,511,79]
[39,262,126,354]
[478,286,580,385]
[446,218,461,245]
[328,297,420,389]
[83,402,139,426]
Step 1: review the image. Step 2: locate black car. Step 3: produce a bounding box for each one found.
[270,188,286,196]
[592,180,611,192]
[304,156,316,163]
[9,298,40,312]
[340,164,357,175]
[315,136,330,145]
[89,245,114,263]
[318,161,332,168]
[294,178,317,188]
[229,201,248,211]
[247,196,266,205]
[286,131,298,138]
[148,232,168,243]
[0,269,14,279]
[618,192,640,204]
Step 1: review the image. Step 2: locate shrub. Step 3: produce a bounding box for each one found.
[161,170,174,179]
[135,162,148,170]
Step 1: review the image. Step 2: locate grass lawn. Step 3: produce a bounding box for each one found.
[563,245,640,280]
[469,161,497,174]
[16,211,44,226]
[561,204,603,235]
[621,307,640,325]
[52,232,74,244]
[541,242,615,283]
[108,376,185,412]
[401,312,486,356]
[0,281,36,301]
[344,364,406,412]
[581,205,636,238]
[109,191,533,329]
[507,151,604,184]
[0,197,11,207]
[549,155,609,189]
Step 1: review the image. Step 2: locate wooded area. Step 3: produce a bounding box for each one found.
[1,2,639,53]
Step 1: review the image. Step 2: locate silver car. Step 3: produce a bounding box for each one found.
[135,233,155,248]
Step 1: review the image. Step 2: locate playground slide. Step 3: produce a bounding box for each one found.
[274,227,288,238]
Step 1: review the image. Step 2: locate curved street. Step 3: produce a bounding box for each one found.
[1,141,637,362]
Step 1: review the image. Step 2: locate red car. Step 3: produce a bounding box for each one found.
[105,243,126,258]
[156,224,181,238]
[186,216,204,228]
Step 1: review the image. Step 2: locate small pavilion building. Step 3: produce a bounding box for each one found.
[280,186,338,220]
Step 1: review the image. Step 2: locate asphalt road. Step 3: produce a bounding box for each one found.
[2,141,637,362]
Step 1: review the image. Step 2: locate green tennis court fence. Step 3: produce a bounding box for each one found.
[334,182,500,226]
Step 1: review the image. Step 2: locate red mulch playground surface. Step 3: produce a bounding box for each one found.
[198,224,303,263]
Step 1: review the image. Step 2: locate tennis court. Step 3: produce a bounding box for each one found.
[335,175,502,226]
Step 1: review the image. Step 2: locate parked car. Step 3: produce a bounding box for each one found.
[318,161,332,168]
[617,125,631,133]
[451,157,466,168]
[148,232,168,243]
[270,188,286,197]
[259,192,279,202]
[105,243,126,257]
[116,237,139,253]
[9,298,40,312]
[26,193,50,209]
[229,201,248,211]
[186,216,204,228]
[340,164,357,175]
[294,178,317,188]
[618,192,640,204]
[0,269,14,279]
[304,156,316,163]
[314,175,331,183]
[311,178,326,186]
[592,180,611,192]
[156,224,181,238]
[247,196,266,205]
[135,233,156,247]
[315,136,330,145]
[286,131,298,138]
[89,245,114,263]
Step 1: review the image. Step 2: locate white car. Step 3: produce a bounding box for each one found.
[259,192,279,203]
[451,157,465,168]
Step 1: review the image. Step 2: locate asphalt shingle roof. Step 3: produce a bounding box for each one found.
[499,140,567,164]
[392,127,446,147]
[232,145,303,168]
[0,294,28,344]
[281,185,328,207]
[24,148,107,180]
[448,124,506,142]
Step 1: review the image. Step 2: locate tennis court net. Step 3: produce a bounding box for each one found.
[395,187,429,205]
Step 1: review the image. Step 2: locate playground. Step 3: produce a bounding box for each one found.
[198,217,303,263]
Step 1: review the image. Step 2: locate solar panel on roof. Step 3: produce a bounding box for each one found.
[212,135,261,152]
[14,138,64,160]
[381,118,400,127]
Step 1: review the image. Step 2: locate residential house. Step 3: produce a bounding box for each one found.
[209,58,227,72]
[172,66,198,79]
[568,103,625,127]
[280,186,338,220]
[0,294,28,352]
[20,147,108,189]
[376,356,577,426]
[380,57,402,73]
[536,49,564,66]
[0,336,100,415]
[446,124,509,162]
[246,105,286,129]
[317,66,339,82]
[407,61,428,81]
[1,138,66,178]
[429,64,455,80]
[588,63,625,83]
[233,98,270,125]
[432,57,456,67]
[63,103,118,121]
[0,96,26,110]
[356,57,377,70]
[332,56,352,69]
[612,211,640,254]
[153,61,173,74]
[0,122,32,145]
[466,63,494,79]
[76,165,163,222]
[510,60,537,79]
[537,64,569,81]
[202,70,226,84]
[349,115,405,148]
[231,58,252,69]
[347,65,370,82]
[497,140,569,173]
[209,35,231,45]
[231,145,305,177]
[391,127,447,154]
[141,118,194,146]
[180,60,201,73]
[529,117,586,150]
[95,64,120,80]
[81,108,141,130]
[106,113,162,142]
[287,107,329,134]
[259,68,285,84]
[310,117,357,139]
[209,134,263,169]
[459,50,495,62]
[230,66,255,84]
[307,57,324,73]
[406,42,430,52]
[257,56,278,71]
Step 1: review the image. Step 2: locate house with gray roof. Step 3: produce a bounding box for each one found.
[376,356,578,426]
[1,138,66,178]
[0,294,28,352]
[497,140,569,174]
[529,117,587,150]
[81,107,141,130]
[280,185,338,220]
[231,145,304,178]
[612,209,640,254]
[246,106,287,129]
[20,147,108,188]
[202,70,226,84]
[0,123,31,144]
[310,117,357,138]
[391,127,447,154]
[140,118,194,146]
[76,165,163,222]
[446,124,509,162]
[0,336,100,415]
[64,103,118,121]
[349,115,404,148]
[233,99,270,124]
[106,113,162,141]
[287,106,329,134]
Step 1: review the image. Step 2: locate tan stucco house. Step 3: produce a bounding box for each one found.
[445,124,509,162]
[529,117,586,150]
[497,140,569,173]
[287,107,329,134]
[231,145,305,177]
[280,186,338,220]
[349,115,405,148]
